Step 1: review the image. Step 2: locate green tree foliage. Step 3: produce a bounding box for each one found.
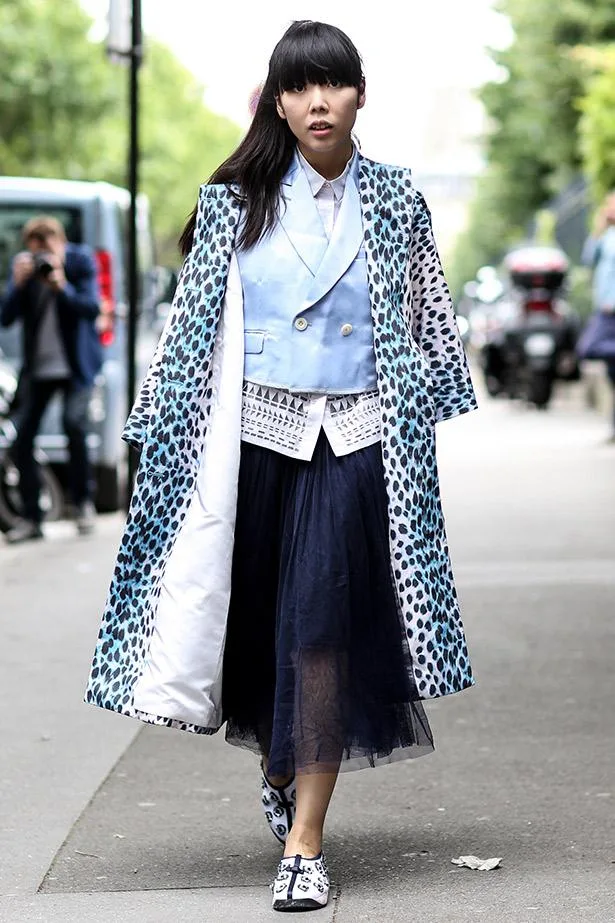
[0,0,242,265]
[449,0,615,295]
[576,46,615,206]
[0,0,119,178]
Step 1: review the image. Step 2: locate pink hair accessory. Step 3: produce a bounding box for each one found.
[248,83,263,117]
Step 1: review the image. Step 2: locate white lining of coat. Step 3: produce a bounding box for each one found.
[132,254,244,727]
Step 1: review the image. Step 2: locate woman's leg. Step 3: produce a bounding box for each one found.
[282,646,344,856]
[284,770,339,858]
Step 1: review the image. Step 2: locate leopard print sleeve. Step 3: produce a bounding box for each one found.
[121,250,196,450]
[409,190,478,423]
[121,186,231,450]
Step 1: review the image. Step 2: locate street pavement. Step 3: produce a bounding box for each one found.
[1,378,614,923]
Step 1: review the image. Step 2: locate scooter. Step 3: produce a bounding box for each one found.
[481,246,580,409]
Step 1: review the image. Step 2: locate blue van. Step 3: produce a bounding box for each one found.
[0,177,160,512]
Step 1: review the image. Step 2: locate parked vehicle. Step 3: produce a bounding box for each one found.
[0,349,63,532]
[480,246,580,409]
[458,266,507,353]
[0,177,160,511]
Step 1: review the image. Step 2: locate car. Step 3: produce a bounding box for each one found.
[0,176,160,512]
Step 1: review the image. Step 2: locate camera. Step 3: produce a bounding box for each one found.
[33,252,55,278]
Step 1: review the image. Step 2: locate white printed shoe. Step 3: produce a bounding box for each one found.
[261,766,296,845]
[271,852,330,912]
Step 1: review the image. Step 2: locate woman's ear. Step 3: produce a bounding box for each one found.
[358,78,366,110]
[275,95,287,120]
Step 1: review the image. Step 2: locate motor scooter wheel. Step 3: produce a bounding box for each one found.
[528,371,554,409]
[485,375,503,397]
[0,451,64,532]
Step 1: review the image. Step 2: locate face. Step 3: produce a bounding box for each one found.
[276,79,365,170]
[26,233,66,262]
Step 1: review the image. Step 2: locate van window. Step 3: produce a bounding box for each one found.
[0,205,82,299]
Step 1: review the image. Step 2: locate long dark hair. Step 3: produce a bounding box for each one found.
[179,20,364,256]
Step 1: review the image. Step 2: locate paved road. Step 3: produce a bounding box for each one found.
[1,382,614,922]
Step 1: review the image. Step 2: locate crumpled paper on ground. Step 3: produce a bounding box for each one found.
[451,855,502,871]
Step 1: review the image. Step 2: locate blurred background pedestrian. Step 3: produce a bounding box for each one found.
[0,215,101,543]
[577,192,615,441]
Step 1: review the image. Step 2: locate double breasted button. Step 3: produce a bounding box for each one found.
[340,323,353,336]
[294,317,308,331]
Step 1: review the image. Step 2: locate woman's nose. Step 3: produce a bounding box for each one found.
[308,87,328,110]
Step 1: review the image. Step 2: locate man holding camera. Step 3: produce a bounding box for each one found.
[1,216,102,543]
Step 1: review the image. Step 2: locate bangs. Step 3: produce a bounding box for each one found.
[269,21,363,93]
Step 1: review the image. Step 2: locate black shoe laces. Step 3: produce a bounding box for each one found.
[279,854,320,876]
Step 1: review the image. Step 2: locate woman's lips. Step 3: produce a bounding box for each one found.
[309,124,333,136]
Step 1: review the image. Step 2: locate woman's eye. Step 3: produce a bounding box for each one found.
[327,78,342,88]
[292,84,305,93]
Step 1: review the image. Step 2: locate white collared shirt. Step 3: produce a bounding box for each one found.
[239,147,380,461]
[297,146,351,238]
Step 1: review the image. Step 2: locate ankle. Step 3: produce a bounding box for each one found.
[284,825,323,859]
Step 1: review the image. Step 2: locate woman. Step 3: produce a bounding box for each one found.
[580,192,615,441]
[86,20,477,912]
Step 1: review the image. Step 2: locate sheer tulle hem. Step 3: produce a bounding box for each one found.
[222,433,435,777]
[225,699,434,776]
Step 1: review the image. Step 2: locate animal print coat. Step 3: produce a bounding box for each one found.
[85,154,478,734]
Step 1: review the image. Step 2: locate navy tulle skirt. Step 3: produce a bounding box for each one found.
[222,432,434,777]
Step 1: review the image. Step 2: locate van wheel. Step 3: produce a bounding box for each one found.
[95,464,122,512]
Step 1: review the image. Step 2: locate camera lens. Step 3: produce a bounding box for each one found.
[34,253,54,277]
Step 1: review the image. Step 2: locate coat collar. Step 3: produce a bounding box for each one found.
[358,156,413,301]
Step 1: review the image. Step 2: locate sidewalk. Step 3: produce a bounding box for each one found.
[1,390,614,922]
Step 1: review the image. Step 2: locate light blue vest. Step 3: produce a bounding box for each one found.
[236,154,377,394]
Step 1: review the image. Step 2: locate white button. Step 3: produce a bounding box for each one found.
[340,323,353,336]
[294,317,308,331]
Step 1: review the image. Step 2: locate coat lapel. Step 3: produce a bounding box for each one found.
[358,156,411,304]
[279,159,329,276]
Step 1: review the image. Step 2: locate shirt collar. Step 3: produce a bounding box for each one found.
[296,145,357,202]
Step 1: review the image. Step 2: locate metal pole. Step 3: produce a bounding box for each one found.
[126,0,142,506]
